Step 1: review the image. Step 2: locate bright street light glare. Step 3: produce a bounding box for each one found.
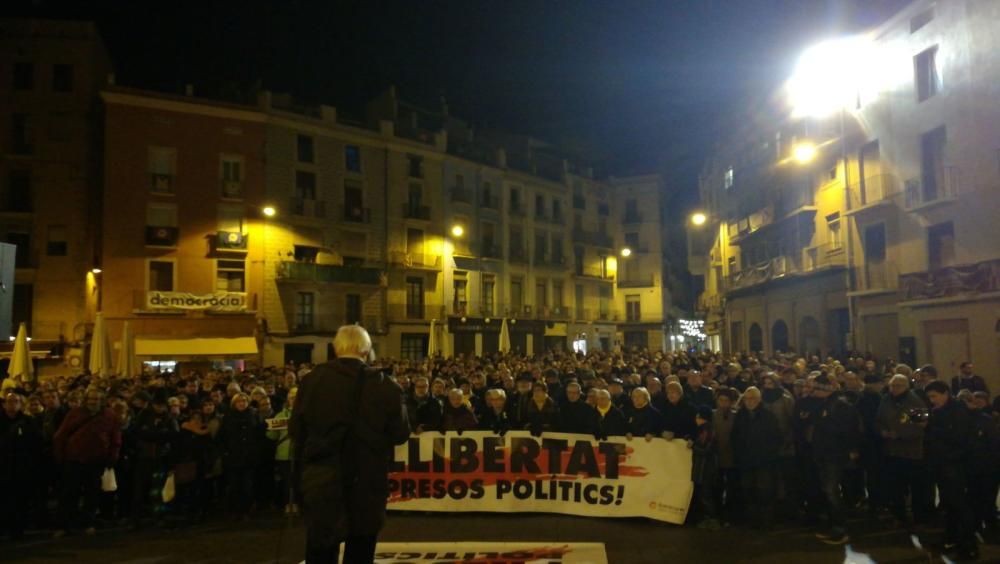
[262,206,277,217]
[620,247,632,257]
[451,225,464,237]
[793,142,817,164]
[788,35,873,118]
[690,212,707,226]
[91,268,102,274]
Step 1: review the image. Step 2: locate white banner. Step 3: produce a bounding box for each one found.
[145,291,247,312]
[388,431,693,524]
[364,542,608,564]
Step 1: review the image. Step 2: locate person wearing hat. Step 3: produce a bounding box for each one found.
[811,373,861,545]
[129,388,178,527]
[608,378,628,411]
[506,372,535,429]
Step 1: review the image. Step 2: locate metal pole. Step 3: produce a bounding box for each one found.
[841,107,856,353]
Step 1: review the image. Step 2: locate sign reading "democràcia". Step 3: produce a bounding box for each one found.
[387,431,693,524]
[145,291,248,312]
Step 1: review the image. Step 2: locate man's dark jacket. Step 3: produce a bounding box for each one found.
[557,400,596,434]
[290,357,409,540]
[811,393,862,464]
[732,405,781,470]
[593,405,627,439]
[924,398,972,467]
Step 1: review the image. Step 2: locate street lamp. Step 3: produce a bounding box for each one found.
[792,142,817,164]
[620,247,631,258]
[690,212,707,227]
[262,205,276,217]
[450,224,464,238]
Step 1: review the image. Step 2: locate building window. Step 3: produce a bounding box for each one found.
[482,275,495,316]
[216,259,246,292]
[827,212,842,250]
[149,147,176,194]
[345,145,361,172]
[221,155,243,198]
[293,245,319,263]
[920,126,947,201]
[598,286,611,319]
[455,173,465,189]
[13,63,33,91]
[535,194,546,219]
[46,225,67,256]
[626,295,641,322]
[624,232,640,249]
[551,235,564,264]
[295,292,315,330]
[724,167,734,190]
[510,277,523,311]
[52,64,73,93]
[552,199,563,221]
[295,170,316,200]
[405,276,424,319]
[914,46,939,102]
[481,221,496,257]
[407,155,423,178]
[927,221,955,270]
[346,294,362,325]
[401,334,426,360]
[575,284,584,317]
[453,272,468,314]
[146,204,178,247]
[6,170,31,212]
[510,187,521,212]
[148,260,174,291]
[11,114,33,155]
[482,182,494,207]
[535,280,547,310]
[297,134,314,163]
[552,281,564,309]
[6,231,31,268]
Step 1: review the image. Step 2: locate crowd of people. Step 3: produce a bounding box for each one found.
[0,348,997,561]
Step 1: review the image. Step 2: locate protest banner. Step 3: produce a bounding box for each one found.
[366,542,608,564]
[388,431,692,524]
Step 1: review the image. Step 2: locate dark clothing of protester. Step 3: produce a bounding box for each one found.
[478,409,511,435]
[217,408,263,470]
[290,357,409,563]
[950,374,989,396]
[441,403,478,432]
[506,392,532,429]
[686,385,716,410]
[53,407,122,466]
[811,394,861,465]
[625,404,662,437]
[409,395,442,433]
[658,397,697,439]
[593,406,628,439]
[925,398,976,554]
[557,400,596,435]
[0,411,40,539]
[732,406,781,470]
[522,397,559,435]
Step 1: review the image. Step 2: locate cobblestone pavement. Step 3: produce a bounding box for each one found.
[3,510,998,563]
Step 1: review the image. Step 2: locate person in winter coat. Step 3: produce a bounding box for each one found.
[856,373,887,514]
[290,326,409,564]
[684,371,716,410]
[877,374,931,525]
[523,382,559,436]
[712,387,739,524]
[656,381,697,440]
[441,389,478,432]
[0,392,41,540]
[924,381,977,561]
[557,383,595,435]
[52,388,122,537]
[593,389,627,439]
[731,387,780,530]
[478,389,511,435]
[266,386,298,514]
[760,373,797,517]
[130,390,178,525]
[967,394,998,534]
[810,374,861,545]
[217,392,263,518]
[407,377,442,433]
[625,387,661,441]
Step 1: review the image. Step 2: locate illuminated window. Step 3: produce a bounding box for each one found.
[724,167,734,190]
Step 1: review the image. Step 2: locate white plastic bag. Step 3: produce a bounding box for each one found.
[161,472,176,503]
[101,468,117,492]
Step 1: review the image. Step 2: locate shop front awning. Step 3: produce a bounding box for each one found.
[135,337,258,359]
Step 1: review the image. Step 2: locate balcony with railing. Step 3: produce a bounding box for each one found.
[509,247,528,264]
[389,251,441,270]
[572,228,613,249]
[846,174,900,215]
[535,254,567,269]
[899,257,1000,302]
[290,197,327,219]
[622,211,643,224]
[479,243,502,259]
[697,292,723,312]
[617,274,656,288]
[402,203,431,220]
[289,311,382,335]
[851,260,899,295]
[904,166,959,211]
[480,193,501,210]
[275,261,382,285]
[450,187,472,205]
[387,303,445,321]
[728,246,846,293]
[338,204,370,223]
[574,264,614,281]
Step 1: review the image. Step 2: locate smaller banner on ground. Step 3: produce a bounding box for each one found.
[360,542,607,564]
[388,431,693,524]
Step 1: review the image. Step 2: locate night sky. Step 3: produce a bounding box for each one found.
[7,0,911,213]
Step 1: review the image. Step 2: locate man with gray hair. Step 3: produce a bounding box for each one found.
[291,325,409,563]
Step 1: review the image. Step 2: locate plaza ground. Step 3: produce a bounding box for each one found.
[4,509,999,563]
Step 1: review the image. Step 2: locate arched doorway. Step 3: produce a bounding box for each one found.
[799,316,821,356]
[749,323,763,353]
[771,320,789,353]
